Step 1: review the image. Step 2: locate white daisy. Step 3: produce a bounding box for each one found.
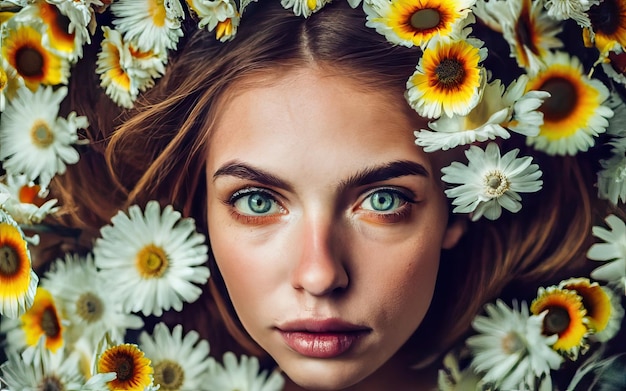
[41,253,144,344]
[441,142,543,221]
[0,345,85,391]
[473,0,563,73]
[438,350,485,391]
[111,0,185,54]
[0,174,59,225]
[544,0,596,27]
[588,214,626,295]
[139,322,212,391]
[96,26,166,108]
[204,352,285,391]
[93,200,210,316]
[0,209,38,319]
[281,0,331,17]
[525,51,613,156]
[415,75,548,152]
[0,85,86,189]
[466,300,563,390]
[364,0,476,48]
[186,0,241,41]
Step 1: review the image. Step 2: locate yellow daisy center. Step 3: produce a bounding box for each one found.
[531,287,588,352]
[136,244,169,278]
[76,292,104,323]
[149,0,167,28]
[31,120,55,148]
[500,331,524,354]
[307,0,317,11]
[0,222,32,297]
[153,360,185,391]
[98,344,153,391]
[484,170,510,197]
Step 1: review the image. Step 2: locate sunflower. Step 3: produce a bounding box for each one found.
[406,37,485,118]
[35,2,79,60]
[473,0,563,73]
[525,51,613,156]
[1,21,69,90]
[584,0,626,55]
[97,344,154,391]
[559,278,613,337]
[364,0,475,48]
[20,287,64,353]
[0,213,38,319]
[93,200,210,317]
[531,286,589,358]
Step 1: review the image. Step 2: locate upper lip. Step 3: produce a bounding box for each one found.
[276,318,371,333]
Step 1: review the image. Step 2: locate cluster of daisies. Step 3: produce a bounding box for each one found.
[0,0,626,390]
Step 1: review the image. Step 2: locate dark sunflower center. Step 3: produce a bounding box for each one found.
[515,6,539,55]
[15,47,44,78]
[0,245,19,276]
[76,292,104,323]
[54,8,72,36]
[41,307,61,338]
[539,77,578,122]
[544,306,571,335]
[588,0,621,35]
[154,360,185,391]
[115,355,135,381]
[435,58,466,87]
[39,375,63,391]
[410,9,441,30]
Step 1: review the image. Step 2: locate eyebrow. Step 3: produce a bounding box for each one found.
[212,160,429,190]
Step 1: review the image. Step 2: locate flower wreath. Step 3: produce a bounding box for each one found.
[1,0,626,390]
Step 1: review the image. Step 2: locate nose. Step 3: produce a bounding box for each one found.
[290,214,349,296]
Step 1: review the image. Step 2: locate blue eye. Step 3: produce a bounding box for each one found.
[361,190,406,212]
[232,189,281,215]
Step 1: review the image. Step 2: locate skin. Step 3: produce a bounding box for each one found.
[205,67,464,390]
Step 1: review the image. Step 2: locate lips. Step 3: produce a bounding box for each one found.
[276,319,371,358]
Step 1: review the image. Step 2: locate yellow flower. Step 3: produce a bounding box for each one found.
[365,0,475,48]
[37,2,79,59]
[98,344,154,391]
[525,51,613,156]
[584,0,626,54]
[1,22,69,90]
[560,278,612,334]
[20,287,64,352]
[406,37,485,118]
[531,286,589,358]
[0,218,38,319]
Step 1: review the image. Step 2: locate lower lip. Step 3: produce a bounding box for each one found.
[279,330,367,358]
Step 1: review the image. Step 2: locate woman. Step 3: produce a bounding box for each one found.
[0,1,624,390]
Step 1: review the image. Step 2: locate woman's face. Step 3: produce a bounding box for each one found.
[206,68,461,389]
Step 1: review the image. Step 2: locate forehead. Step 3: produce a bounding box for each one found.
[207,67,433,177]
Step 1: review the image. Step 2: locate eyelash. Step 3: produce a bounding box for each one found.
[224,186,418,225]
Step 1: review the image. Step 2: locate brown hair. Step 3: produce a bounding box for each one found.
[53,0,619,366]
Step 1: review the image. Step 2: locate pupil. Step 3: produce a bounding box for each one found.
[372,192,394,211]
[248,194,271,213]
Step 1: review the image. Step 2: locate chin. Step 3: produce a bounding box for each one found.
[280,359,373,391]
